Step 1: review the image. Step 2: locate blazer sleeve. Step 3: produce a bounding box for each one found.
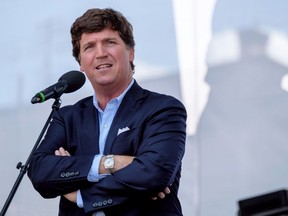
[27,99,98,198]
[81,95,187,213]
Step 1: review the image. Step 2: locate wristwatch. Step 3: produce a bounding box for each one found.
[103,155,115,174]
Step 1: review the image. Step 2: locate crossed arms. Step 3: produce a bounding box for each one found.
[55,147,170,203]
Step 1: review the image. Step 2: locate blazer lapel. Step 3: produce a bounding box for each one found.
[80,98,100,155]
[103,81,145,154]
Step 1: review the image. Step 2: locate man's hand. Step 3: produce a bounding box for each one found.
[55,147,77,203]
[151,187,171,200]
[55,147,70,156]
[63,191,77,203]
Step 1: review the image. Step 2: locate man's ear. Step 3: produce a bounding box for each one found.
[80,63,84,72]
[129,47,135,62]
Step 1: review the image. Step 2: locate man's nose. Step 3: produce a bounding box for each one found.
[95,45,107,58]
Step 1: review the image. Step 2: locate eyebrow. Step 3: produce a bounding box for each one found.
[102,37,119,42]
[82,41,95,49]
[82,37,118,46]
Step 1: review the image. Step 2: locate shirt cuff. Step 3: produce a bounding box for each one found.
[87,154,109,182]
[76,190,84,208]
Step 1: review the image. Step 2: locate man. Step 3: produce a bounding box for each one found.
[28,8,186,216]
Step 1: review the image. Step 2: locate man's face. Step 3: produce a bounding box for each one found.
[79,28,134,91]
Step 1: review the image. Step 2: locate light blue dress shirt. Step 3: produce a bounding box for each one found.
[76,79,134,212]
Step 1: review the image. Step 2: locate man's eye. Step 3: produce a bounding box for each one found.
[107,40,115,45]
[85,45,93,49]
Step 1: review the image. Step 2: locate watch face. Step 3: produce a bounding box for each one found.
[105,158,114,167]
[104,155,114,174]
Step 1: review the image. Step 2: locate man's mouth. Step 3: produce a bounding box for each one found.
[96,64,113,70]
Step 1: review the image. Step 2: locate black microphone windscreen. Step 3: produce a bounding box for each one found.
[59,71,86,93]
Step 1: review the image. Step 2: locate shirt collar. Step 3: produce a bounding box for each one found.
[93,79,135,111]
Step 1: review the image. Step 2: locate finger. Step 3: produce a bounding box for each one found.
[59,147,70,156]
[56,149,65,156]
[59,147,66,155]
[65,150,71,156]
[151,197,157,200]
[164,187,170,194]
[158,192,165,199]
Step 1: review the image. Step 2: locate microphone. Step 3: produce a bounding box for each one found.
[31,70,86,104]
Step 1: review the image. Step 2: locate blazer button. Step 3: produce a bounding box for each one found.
[92,203,98,208]
[60,172,66,178]
[97,201,103,207]
[103,200,108,206]
[107,199,113,205]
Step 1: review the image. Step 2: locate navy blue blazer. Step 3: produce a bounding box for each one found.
[28,81,187,216]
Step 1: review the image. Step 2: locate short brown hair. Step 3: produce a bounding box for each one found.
[70,8,135,70]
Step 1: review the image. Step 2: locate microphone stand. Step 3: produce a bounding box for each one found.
[0,98,62,216]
